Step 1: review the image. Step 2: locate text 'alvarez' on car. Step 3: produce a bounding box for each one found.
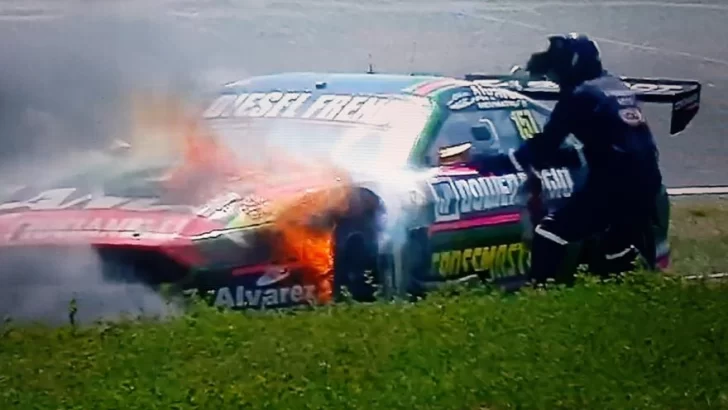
[0,69,701,312]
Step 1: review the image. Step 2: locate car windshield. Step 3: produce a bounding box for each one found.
[204,97,432,172]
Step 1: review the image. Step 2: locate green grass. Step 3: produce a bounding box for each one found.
[668,198,728,275]
[1,199,727,410]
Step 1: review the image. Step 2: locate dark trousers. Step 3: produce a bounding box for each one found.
[528,171,661,284]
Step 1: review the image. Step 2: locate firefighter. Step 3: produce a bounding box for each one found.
[506,33,664,283]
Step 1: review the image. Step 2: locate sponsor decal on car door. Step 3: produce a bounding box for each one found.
[427,167,575,226]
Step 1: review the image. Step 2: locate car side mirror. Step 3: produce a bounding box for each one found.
[437,142,473,166]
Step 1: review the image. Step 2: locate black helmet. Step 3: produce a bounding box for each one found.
[526,33,603,87]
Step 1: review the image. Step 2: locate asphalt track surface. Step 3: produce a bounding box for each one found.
[0,0,726,188]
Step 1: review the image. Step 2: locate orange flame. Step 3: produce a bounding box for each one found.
[270,179,353,304]
[124,92,354,304]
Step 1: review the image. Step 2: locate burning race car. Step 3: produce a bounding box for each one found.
[0,70,701,312]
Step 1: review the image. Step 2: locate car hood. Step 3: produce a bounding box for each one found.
[0,151,356,244]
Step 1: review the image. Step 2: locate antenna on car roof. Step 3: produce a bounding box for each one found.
[407,41,417,73]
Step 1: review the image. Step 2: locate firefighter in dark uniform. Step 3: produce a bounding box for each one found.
[506,33,664,283]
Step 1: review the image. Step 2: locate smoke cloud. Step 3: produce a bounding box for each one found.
[0,6,227,325]
[0,7,210,163]
[0,246,182,326]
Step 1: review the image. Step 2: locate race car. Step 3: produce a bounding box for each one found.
[0,70,701,311]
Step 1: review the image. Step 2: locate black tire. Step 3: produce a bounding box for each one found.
[332,215,382,302]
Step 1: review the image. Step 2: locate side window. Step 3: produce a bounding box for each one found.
[427,110,503,163]
[527,103,587,168]
[426,102,583,166]
[527,103,583,150]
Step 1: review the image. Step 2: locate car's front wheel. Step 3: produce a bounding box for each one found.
[332,217,383,302]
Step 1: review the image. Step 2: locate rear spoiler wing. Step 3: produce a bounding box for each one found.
[463,73,701,135]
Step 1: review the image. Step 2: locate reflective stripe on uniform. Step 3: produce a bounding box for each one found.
[605,246,634,260]
[535,224,568,245]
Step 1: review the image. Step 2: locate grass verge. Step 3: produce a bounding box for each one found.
[0,199,727,410]
[668,197,728,275]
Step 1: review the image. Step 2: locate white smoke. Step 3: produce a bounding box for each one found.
[0,7,227,326]
[0,246,181,325]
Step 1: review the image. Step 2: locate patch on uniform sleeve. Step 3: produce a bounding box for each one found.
[618,107,645,126]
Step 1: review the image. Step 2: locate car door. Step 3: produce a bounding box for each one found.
[418,100,586,288]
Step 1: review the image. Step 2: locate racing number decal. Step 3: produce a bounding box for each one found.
[510,109,540,140]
